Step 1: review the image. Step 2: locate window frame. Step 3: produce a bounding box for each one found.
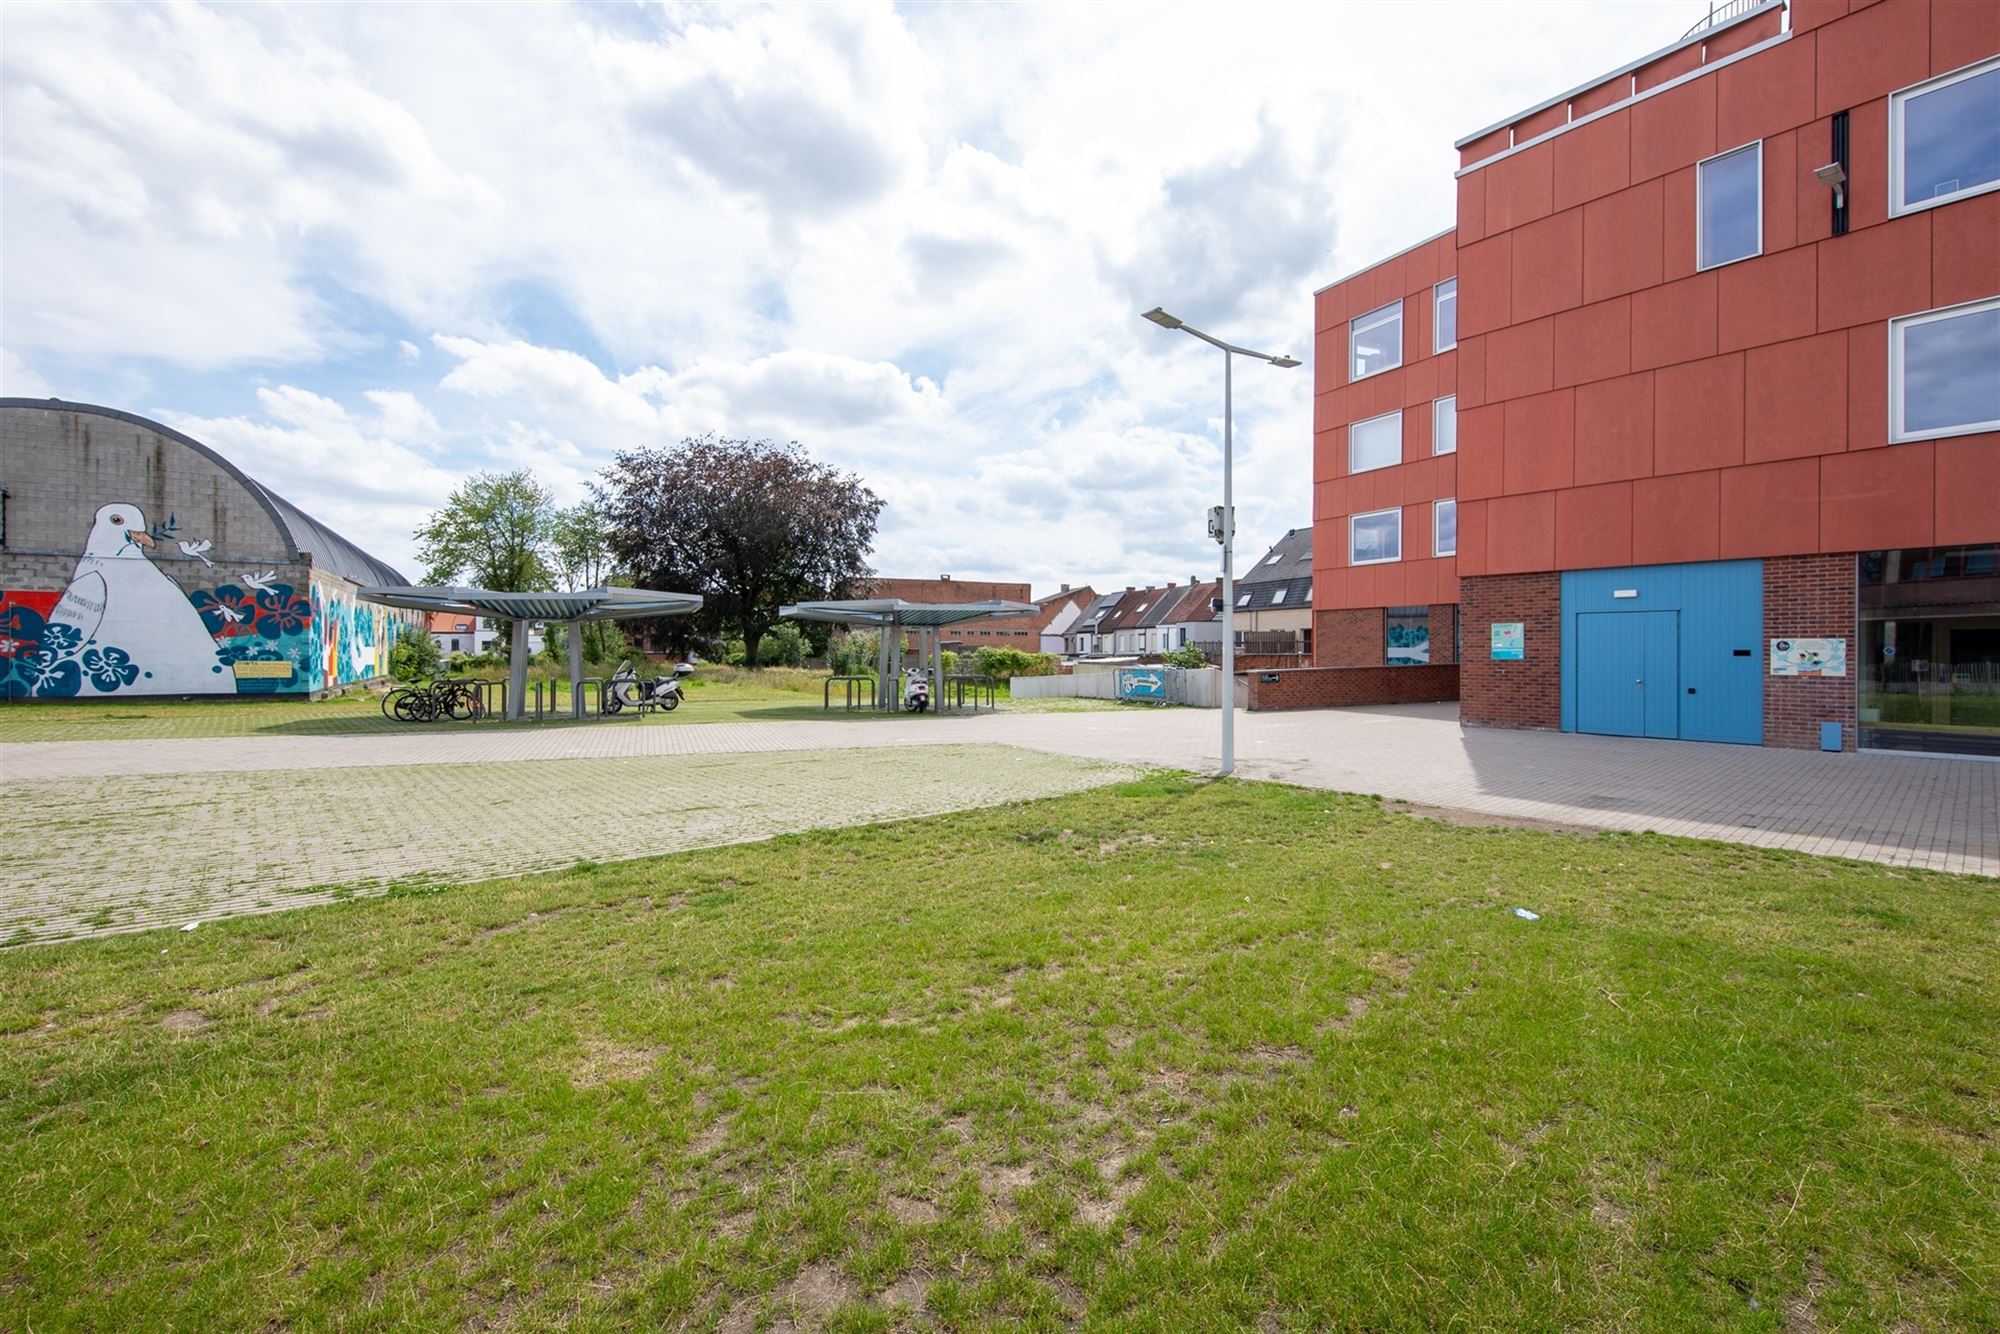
[1433,395,1457,456]
[1349,506,1403,567]
[1349,300,1404,382]
[1888,295,2000,443]
[1889,55,2000,217]
[1434,498,1457,558]
[1433,278,1458,353]
[1348,408,1403,475]
[1694,139,1763,272]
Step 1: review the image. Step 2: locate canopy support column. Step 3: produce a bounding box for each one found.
[875,621,894,710]
[508,619,529,720]
[568,617,585,719]
[930,629,944,712]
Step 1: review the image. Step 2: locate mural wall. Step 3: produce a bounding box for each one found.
[0,500,410,699]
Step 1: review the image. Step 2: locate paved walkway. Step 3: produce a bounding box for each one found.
[6,705,1995,876]
[0,744,1139,946]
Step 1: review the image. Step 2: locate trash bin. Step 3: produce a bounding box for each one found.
[1820,722,1842,752]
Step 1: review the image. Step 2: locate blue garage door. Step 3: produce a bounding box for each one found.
[1562,561,1763,745]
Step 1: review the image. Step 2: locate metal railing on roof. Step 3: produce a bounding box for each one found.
[1683,0,1763,39]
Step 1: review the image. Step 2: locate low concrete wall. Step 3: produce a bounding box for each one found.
[1244,664,1459,711]
[1011,667,1224,707]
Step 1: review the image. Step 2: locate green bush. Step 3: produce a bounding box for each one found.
[1161,643,1211,669]
[757,622,809,668]
[388,625,444,682]
[829,632,878,676]
[972,647,1059,679]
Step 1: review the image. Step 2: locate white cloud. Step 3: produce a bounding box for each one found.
[2,349,54,398]
[7,0,1703,588]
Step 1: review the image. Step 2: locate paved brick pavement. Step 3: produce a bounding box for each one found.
[0,744,1139,946]
[3,704,1992,948]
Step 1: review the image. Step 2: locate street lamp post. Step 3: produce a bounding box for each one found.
[1142,307,1299,778]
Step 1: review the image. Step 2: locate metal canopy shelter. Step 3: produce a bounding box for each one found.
[779,598,1036,711]
[361,585,703,720]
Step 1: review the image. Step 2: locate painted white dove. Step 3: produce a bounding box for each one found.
[211,603,246,626]
[177,539,215,566]
[48,502,232,694]
[240,570,281,595]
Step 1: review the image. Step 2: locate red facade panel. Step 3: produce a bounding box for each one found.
[1654,355,1746,475]
[1631,470,1721,564]
[1816,0,1931,117]
[1721,457,1822,556]
[1484,316,1554,400]
[1511,209,1584,322]
[1554,480,1635,568]
[1933,0,2000,72]
[1816,213,1931,330]
[1932,191,2000,306]
[1935,436,2000,544]
[1553,297,1632,389]
[1573,373,1656,484]
[1822,442,1934,549]
[1485,145,1554,233]
[1485,492,1557,574]
[1717,26,1819,146]
[1716,247,1819,352]
[1744,331,1849,462]
[1630,76,1716,183]
[1581,179,1665,302]
[1630,272,1718,370]
[1502,389,1576,495]
[1551,113,1630,213]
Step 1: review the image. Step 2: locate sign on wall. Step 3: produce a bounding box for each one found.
[1117,667,1166,701]
[1770,638,1847,677]
[1490,622,1524,661]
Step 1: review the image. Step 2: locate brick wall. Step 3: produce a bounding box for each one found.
[1429,603,1460,664]
[1314,608,1382,666]
[1246,664,1459,711]
[1764,554,1857,751]
[1459,572,1561,730]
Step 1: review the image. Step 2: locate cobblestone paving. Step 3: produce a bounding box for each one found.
[0,744,1139,946]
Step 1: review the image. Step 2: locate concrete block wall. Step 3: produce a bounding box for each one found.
[1459,571,1562,729]
[1764,552,1858,750]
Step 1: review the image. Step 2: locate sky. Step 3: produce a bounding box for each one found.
[3,0,1703,593]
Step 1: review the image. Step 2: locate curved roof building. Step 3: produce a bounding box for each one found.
[1,399,421,698]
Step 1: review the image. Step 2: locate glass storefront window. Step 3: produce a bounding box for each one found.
[1858,545,2000,756]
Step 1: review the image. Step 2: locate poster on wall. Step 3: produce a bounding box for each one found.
[1386,612,1431,665]
[1770,638,1847,677]
[1490,622,1524,661]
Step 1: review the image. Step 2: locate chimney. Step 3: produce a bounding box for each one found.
[1191,574,1199,586]
[1126,585,1135,593]
[1060,583,1070,593]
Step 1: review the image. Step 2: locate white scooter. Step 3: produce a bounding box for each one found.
[903,668,931,713]
[605,661,693,714]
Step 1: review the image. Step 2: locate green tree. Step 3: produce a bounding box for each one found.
[756,622,808,667]
[601,436,882,667]
[413,471,555,650]
[548,492,624,661]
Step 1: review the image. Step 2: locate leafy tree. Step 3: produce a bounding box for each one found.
[1161,643,1211,669]
[413,471,554,649]
[548,492,623,660]
[601,436,882,667]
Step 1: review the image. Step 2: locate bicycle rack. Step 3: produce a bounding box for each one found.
[824,674,873,711]
[945,673,999,712]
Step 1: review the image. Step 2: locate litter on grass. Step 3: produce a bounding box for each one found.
[181,921,201,932]
[1513,908,1541,921]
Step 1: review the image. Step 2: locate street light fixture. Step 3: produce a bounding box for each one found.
[1141,306,1300,778]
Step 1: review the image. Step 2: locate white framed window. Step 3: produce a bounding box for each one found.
[1350,300,1403,380]
[1696,141,1762,271]
[1433,278,1458,352]
[1349,507,1402,566]
[1433,395,1457,455]
[1891,56,2000,216]
[1435,498,1458,557]
[1890,296,2000,442]
[1271,586,1287,604]
[1237,592,1252,607]
[1349,409,1402,474]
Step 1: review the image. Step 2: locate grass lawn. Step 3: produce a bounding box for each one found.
[3,777,1994,1330]
[0,667,1121,742]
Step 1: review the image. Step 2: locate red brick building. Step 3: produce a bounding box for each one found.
[1313,0,1998,756]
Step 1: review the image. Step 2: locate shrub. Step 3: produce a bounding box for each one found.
[829,632,878,676]
[757,622,809,668]
[1161,643,1211,669]
[972,647,1060,679]
[389,625,444,681]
